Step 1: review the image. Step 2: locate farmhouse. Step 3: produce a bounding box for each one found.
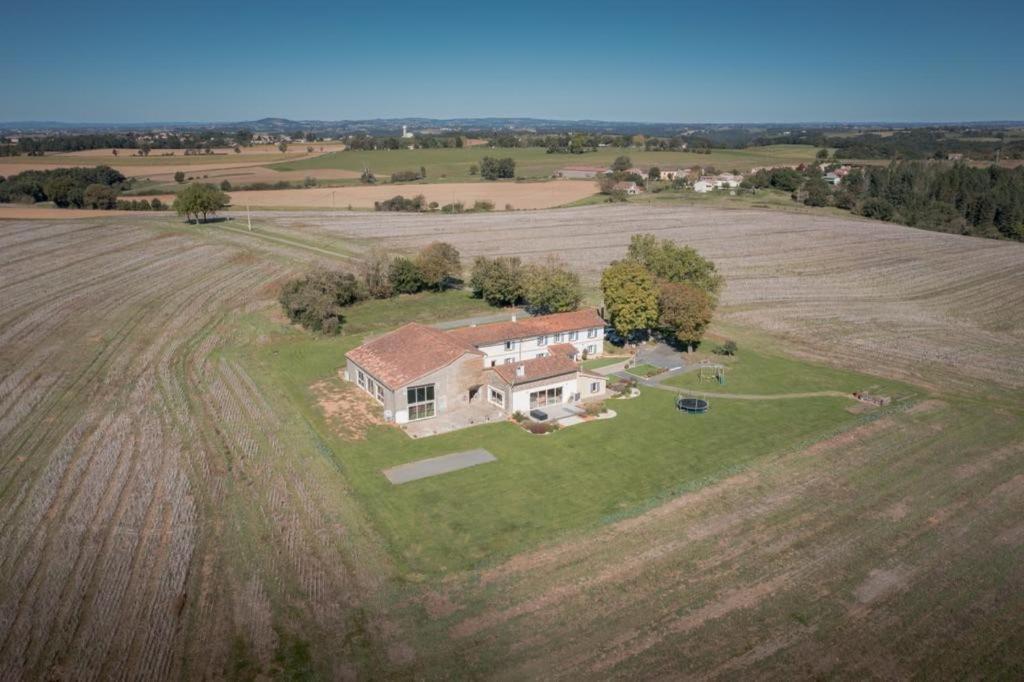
[345,309,608,425]
[693,173,743,193]
[613,181,641,195]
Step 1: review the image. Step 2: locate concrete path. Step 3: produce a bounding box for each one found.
[382,448,496,484]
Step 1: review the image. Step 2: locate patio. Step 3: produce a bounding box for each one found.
[401,400,506,438]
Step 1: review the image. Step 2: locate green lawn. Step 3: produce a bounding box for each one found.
[272,145,818,182]
[664,348,908,396]
[581,356,628,370]
[627,363,664,377]
[230,296,916,577]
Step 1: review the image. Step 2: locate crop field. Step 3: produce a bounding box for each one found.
[1,204,1022,678]
[274,144,818,181]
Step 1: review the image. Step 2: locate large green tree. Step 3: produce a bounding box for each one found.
[626,234,724,298]
[600,260,659,337]
[278,269,364,334]
[657,281,713,345]
[388,257,424,294]
[469,256,524,306]
[172,183,230,223]
[416,242,461,290]
[523,257,582,314]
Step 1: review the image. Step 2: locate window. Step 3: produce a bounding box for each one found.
[553,332,562,343]
[529,386,563,409]
[587,344,597,355]
[587,328,599,339]
[376,384,385,402]
[490,360,497,367]
[537,335,547,346]
[504,340,515,351]
[406,384,435,421]
[488,387,504,407]
[569,331,579,341]
[357,370,365,388]
[367,379,375,396]
[590,381,600,393]
[504,357,514,364]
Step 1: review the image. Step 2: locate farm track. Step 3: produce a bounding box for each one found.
[1,207,1022,678]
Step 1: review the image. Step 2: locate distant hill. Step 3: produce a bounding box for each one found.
[4,117,1023,137]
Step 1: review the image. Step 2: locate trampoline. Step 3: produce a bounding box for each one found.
[676,396,709,414]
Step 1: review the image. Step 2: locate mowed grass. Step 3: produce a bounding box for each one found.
[273,145,818,182]
[234,294,916,576]
[581,356,628,370]
[665,348,909,396]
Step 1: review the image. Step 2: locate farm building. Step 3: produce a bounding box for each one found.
[557,165,609,179]
[613,181,641,195]
[693,173,743,193]
[345,309,607,425]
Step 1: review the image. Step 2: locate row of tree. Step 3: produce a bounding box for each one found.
[601,235,723,346]
[0,165,127,207]
[468,256,583,314]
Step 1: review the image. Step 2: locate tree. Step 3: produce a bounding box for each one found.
[277,141,288,153]
[647,166,661,181]
[220,179,232,191]
[804,181,830,207]
[174,171,185,184]
[278,268,364,334]
[611,155,632,172]
[816,148,830,161]
[82,183,118,209]
[657,282,713,345]
[523,256,582,314]
[172,183,230,223]
[360,168,376,184]
[360,249,394,298]
[626,234,723,298]
[388,257,424,294]
[468,164,479,176]
[480,156,515,180]
[416,242,461,290]
[600,261,659,337]
[469,256,524,306]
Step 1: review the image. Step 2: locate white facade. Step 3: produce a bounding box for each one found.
[474,326,604,368]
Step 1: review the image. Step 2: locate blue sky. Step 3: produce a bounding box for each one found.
[3,0,1023,123]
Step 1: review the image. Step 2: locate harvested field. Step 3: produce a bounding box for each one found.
[222,180,599,210]
[1,205,1022,678]
[258,203,1024,391]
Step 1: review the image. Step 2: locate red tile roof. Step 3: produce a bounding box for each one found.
[488,353,580,386]
[345,323,479,390]
[547,343,579,359]
[447,309,604,347]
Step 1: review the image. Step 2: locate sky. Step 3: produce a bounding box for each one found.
[3,0,1023,124]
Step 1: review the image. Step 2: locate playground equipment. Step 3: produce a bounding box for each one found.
[698,363,726,385]
[676,396,710,414]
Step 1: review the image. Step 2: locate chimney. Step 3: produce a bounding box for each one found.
[515,365,525,378]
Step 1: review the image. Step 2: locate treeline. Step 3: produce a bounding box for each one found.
[280,242,465,333]
[374,194,496,213]
[345,134,464,151]
[0,165,128,208]
[0,131,256,155]
[745,162,1024,240]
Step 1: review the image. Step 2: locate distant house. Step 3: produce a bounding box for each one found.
[613,181,640,195]
[947,152,964,161]
[344,310,608,425]
[657,167,687,181]
[557,165,609,179]
[693,173,743,193]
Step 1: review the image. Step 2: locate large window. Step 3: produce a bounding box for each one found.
[587,327,599,339]
[537,335,547,346]
[504,340,515,351]
[406,384,435,421]
[569,330,579,341]
[590,381,601,393]
[529,386,563,409]
[488,386,504,407]
[357,369,365,388]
